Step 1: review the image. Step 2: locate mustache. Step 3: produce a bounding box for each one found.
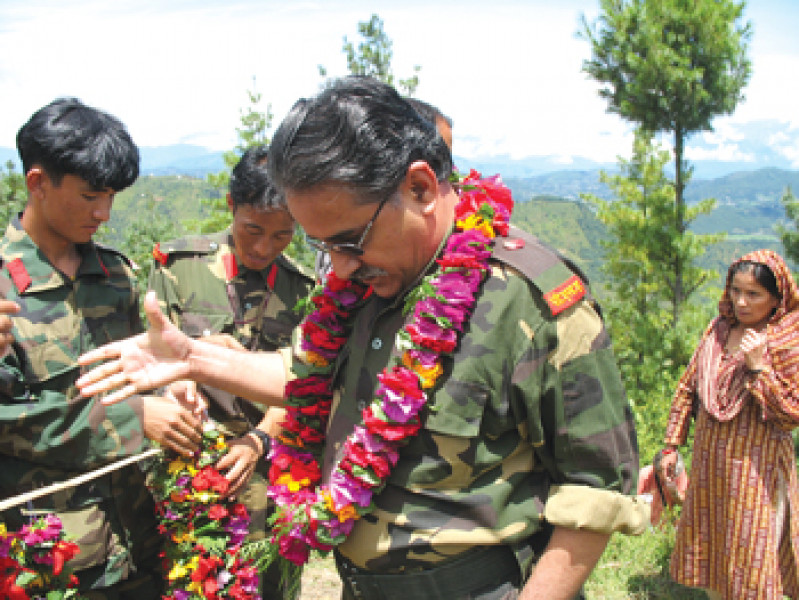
[352,266,389,281]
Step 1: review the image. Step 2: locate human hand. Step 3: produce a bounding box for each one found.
[202,334,246,351]
[215,435,260,497]
[0,299,19,359]
[165,380,208,418]
[142,396,203,457]
[740,327,768,371]
[76,291,193,404]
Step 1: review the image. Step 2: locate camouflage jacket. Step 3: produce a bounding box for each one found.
[148,230,314,432]
[0,217,161,589]
[315,226,648,574]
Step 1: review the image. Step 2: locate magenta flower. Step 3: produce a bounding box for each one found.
[330,470,373,509]
[378,385,427,423]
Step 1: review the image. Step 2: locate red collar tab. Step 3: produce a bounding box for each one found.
[152,243,169,266]
[266,263,278,289]
[96,252,110,277]
[544,274,586,316]
[6,258,31,293]
[222,252,238,281]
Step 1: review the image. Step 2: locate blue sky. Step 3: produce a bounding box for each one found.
[1,0,797,167]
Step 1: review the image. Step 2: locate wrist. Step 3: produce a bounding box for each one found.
[248,428,271,456]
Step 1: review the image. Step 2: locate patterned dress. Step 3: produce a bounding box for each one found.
[665,250,799,599]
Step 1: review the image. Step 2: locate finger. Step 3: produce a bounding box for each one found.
[77,343,122,367]
[99,384,139,405]
[144,290,169,333]
[79,369,129,398]
[0,300,20,314]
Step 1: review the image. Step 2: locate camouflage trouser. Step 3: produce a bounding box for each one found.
[336,545,585,600]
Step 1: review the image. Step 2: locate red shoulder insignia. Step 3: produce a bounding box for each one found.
[266,263,278,289]
[222,252,238,281]
[152,243,169,266]
[6,258,31,293]
[543,274,585,316]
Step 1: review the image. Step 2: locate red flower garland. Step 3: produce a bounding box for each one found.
[266,170,514,566]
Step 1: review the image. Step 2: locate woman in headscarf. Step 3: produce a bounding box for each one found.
[662,249,799,600]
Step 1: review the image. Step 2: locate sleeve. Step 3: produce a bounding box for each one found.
[747,354,799,431]
[518,298,649,535]
[0,350,148,470]
[663,322,715,446]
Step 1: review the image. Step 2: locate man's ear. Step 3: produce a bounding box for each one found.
[25,167,46,197]
[403,161,439,215]
[226,193,235,213]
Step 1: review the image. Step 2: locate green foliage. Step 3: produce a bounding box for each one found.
[581,0,751,137]
[0,160,26,224]
[776,187,799,264]
[580,132,720,462]
[585,519,706,599]
[581,0,752,316]
[203,84,274,234]
[322,14,421,96]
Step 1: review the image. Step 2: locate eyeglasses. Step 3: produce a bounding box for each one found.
[304,195,390,257]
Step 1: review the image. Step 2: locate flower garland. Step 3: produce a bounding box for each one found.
[266,170,513,566]
[0,514,82,599]
[148,425,260,599]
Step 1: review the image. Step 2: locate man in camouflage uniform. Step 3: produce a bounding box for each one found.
[0,98,203,598]
[77,78,649,600]
[148,145,314,599]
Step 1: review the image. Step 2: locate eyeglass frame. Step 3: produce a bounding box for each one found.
[304,194,392,257]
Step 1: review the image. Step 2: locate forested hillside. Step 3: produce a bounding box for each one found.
[99,170,792,295]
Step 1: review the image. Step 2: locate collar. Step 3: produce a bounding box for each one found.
[1,216,109,294]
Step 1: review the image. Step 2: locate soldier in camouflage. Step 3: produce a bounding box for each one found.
[0,98,203,598]
[148,145,314,599]
[76,78,649,600]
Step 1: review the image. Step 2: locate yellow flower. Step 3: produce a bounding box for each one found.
[457,213,495,238]
[168,459,188,474]
[306,350,329,367]
[402,353,443,389]
[168,562,189,581]
[335,503,358,523]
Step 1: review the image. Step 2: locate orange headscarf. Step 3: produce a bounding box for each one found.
[708,250,799,426]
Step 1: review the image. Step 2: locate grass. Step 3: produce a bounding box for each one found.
[295,518,709,599]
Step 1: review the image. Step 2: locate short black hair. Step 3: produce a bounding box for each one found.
[229,145,286,211]
[405,97,452,128]
[267,76,452,205]
[16,97,139,191]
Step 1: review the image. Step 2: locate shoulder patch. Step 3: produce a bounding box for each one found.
[6,258,31,293]
[492,225,589,316]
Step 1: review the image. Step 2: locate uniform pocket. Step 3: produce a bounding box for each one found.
[425,380,490,437]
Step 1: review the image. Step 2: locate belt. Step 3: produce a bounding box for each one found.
[335,545,522,600]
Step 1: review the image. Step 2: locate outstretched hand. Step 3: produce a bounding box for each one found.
[76,291,193,404]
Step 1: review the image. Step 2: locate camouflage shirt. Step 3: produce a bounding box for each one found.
[314,226,648,574]
[0,217,161,589]
[148,229,314,432]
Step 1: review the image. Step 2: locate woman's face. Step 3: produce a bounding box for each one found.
[729,269,780,328]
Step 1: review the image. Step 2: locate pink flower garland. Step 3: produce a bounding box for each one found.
[267,170,514,566]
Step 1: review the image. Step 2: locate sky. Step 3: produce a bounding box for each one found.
[1,0,798,167]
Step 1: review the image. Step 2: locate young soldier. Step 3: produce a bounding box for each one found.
[148,145,314,598]
[0,98,202,598]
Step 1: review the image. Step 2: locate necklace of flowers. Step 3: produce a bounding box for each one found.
[0,514,82,599]
[266,170,513,566]
[148,424,260,599]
